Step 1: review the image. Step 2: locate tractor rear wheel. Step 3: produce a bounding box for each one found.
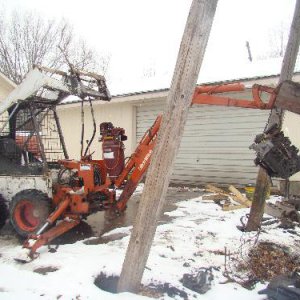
[0,194,8,229]
[10,189,51,237]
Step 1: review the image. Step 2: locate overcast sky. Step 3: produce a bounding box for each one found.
[0,0,297,94]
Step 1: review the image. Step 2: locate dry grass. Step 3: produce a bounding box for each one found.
[246,242,300,281]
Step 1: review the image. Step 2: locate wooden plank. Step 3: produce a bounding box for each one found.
[229,185,251,207]
[202,194,229,201]
[222,204,247,211]
[205,184,228,194]
[117,0,219,293]
[246,0,300,232]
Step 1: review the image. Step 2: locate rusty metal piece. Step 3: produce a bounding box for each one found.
[275,80,300,114]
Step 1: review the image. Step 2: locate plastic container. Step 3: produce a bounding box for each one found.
[244,185,270,200]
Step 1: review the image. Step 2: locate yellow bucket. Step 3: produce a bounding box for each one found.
[245,186,255,200]
[244,185,270,200]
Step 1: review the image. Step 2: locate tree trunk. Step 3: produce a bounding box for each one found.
[117,0,219,293]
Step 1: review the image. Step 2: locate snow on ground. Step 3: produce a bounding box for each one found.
[0,189,299,300]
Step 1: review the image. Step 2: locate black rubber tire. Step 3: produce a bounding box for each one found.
[9,189,51,237]
[0,194,9,229]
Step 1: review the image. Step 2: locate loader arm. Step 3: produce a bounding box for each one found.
[0,65,110,119]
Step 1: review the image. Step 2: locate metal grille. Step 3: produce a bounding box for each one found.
[0,111,10,137]
[39,109,64,162]
[0,104,65,175]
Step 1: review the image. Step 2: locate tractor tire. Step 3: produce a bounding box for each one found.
[0,194,9,229]
[10,189,51,237]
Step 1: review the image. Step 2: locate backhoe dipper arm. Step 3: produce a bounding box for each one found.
[192,83,276,109]
[114,115,162,212]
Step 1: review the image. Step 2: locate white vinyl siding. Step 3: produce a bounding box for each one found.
[136,100,269,186]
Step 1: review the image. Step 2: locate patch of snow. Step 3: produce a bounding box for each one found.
[0,193,299,299]
[134,183,145,194]
[102,226,132,237]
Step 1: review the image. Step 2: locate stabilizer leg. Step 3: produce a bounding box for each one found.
[16,218,80,262]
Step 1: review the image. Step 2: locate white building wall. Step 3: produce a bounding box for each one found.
[57,101,135,160]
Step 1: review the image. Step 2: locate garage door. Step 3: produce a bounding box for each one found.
[136,100,269,186]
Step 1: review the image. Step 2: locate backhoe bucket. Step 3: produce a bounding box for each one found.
[275,80,300,114]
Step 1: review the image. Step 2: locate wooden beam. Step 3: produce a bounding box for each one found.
[229,185,251,208]
[117,0,219,293]
[205,184,228,195]
[279,0,300,84]
[246,0,300,232]
[223,204,247,211]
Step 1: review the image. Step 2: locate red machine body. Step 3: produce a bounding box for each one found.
[100,122,127,182]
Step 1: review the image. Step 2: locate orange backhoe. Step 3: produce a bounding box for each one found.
[1,66,299,260]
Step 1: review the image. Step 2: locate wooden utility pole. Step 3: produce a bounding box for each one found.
[279,0,300,83]
[246,0,300,231]
[117,0,218,293]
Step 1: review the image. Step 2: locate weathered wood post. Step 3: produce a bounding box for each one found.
[246,0,300,231]
[117,0,219,293]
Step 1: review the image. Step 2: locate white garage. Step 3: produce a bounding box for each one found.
[135,96,269,186]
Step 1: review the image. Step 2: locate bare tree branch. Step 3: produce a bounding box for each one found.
[0,10,109,83]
